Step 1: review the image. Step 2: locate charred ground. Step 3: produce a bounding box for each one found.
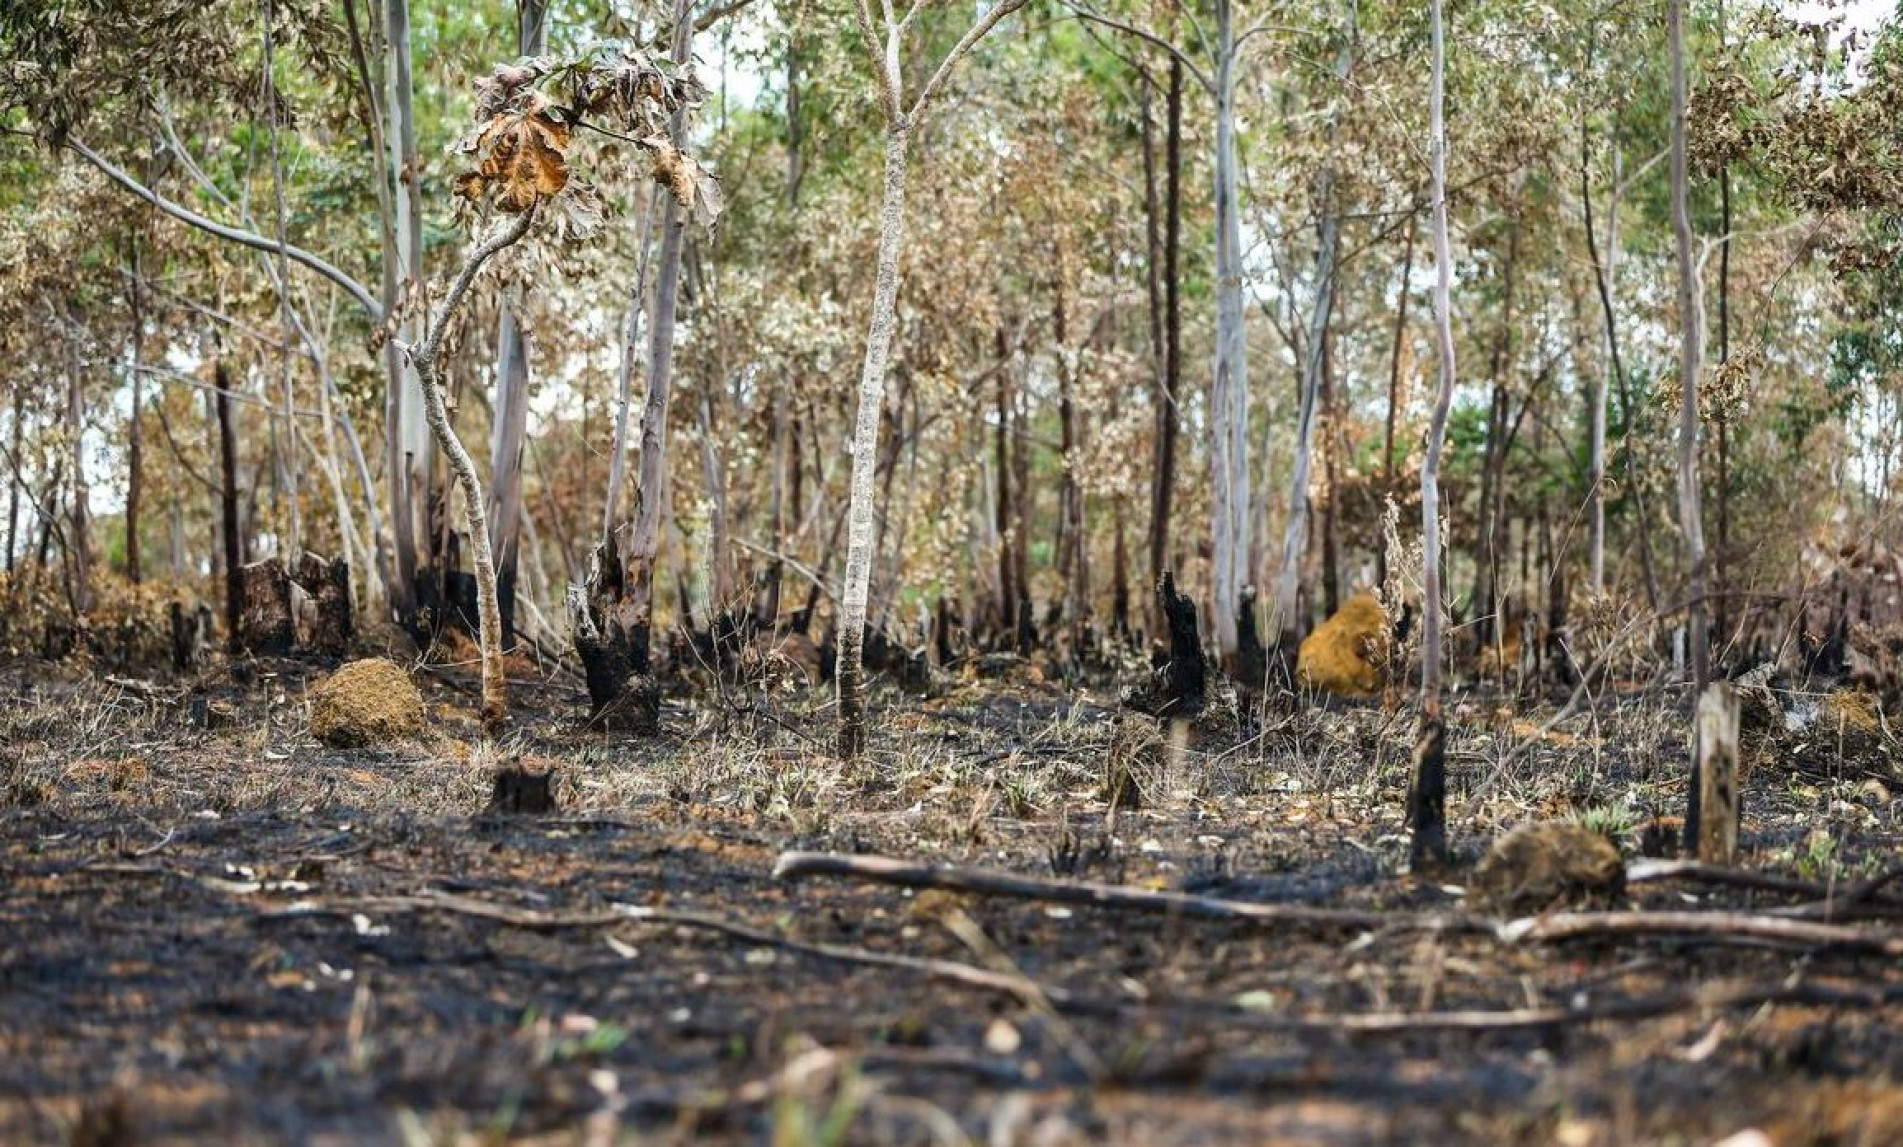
[3,654,1902,1146]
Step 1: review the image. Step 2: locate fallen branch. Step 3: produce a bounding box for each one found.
[259,891,1900,1037]
[1501,909,1903,955]
[1629,859,1903,921]
[771,851,1464,933]
[262,892,1083,1009]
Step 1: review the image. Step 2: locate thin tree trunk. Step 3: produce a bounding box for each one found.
[1377,212,1417,588]
[216,362,243,650]
[63,317,91,618]
[1413,0,1457,868]
[488,301,530,646]
[1320,323,1340,619]
[264,0,301,559]
[1580,103,1659,610]
[1053,258,1087,639]
[344,0,410,618]
[408,208,538,732]
[1273,10,1352,644]
[125,246,145,584]
[385,0,429,618]
[995,328,1016,639]
[623,26,693,676]
[1583,111,1614,597]
[5,388,21,573]
[835,0,1026,757]
[1475,224,1519,653]
[1209,0,1250,661]
[697,384,735,616]
[601,183,661,550]
[1149,52,1184,621]
[838,124,911,757]
[486,0,548,649]
[1671,0,1711,844]
[761,36,803,628]
[1714,0,1733,656]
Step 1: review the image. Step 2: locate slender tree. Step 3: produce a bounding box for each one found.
[1671,0,1711,846]
[1410,0,1456,868]
[835,0,1031,759]
[405,210,537,730]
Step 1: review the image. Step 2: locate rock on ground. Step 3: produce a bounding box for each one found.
[308,658,427,748]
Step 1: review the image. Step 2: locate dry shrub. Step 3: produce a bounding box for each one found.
[308,658,427,748]
[1471,822,1625,915]
[737,631,822,691]
[1297,592,1387,696]
[0,570,188,668]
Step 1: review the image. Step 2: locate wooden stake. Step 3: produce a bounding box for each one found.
[1696,682,1741,863]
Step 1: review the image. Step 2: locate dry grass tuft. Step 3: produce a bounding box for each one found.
[307,658,427,748]
[1297,592,1387,696]
[1471,821,1625,914]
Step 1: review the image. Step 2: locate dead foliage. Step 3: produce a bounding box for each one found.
[1470,821,1626,915]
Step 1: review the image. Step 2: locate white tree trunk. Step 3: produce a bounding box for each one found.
[602,183,659,549]
[837,123,911,758]
[1410,0,1459,868]
[1670,0,1707,690]
[1422,0,1457,717]
[621,1,695,673]
[1209,0,1251,661]
[385,0,430,594]
[1671,0,1712,845]
[1272,7,1353,643]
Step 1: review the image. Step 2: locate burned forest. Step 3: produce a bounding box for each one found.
[5,0,1903,1143]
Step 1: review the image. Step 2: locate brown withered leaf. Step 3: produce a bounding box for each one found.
[642,134,723,227]
[454,93,573,213]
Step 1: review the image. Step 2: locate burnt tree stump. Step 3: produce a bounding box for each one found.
[1155,570,1206,716]
[237,559,295,655]
[1124,571,1207,718]
[567,537,661,734]
[293,553,353,655]
[487,762,559,815]
[1408,713,1450,870]
[170,601,211,672]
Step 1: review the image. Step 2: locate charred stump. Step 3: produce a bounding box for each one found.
[932,595,959,669]
[1131,570,1205,718]
[1408,713,1450,869]
[567,537,660,734]
[487,761,559,815]
[170,601,209,672]
[294,553,353,655]
[237,559,295,655]
[1234,586,1268,714]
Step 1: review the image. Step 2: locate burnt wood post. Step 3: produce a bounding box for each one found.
[1694,682,1741,863]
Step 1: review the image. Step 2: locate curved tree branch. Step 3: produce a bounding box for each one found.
[1061,4,1215,95]
[912,0,1033,120]
[66,137,385,324]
